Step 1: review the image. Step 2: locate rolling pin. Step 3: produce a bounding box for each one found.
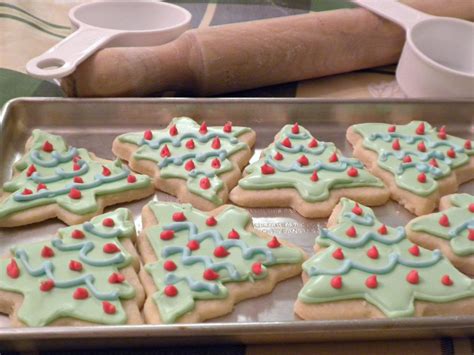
[61,0,474,97]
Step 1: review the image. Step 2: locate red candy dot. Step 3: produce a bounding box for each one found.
[73,287,89,300]
[328,152,338,163]
[297,155,309,166]
[160,230,175,240]
[281,137,292,148]
[406,270,419,284]
[103,243,120,254]
[415,122,425,135]
[465,140,472,150]
[378,224,388,235]
[69,188,82,199]
[211,136,221,149]
[388,125,396,133]
[352,203,363,215]
[73,156,81,163]
[211,158,221,169]
[127,175,137,183]
[252,262,263,275]
[102,301,116,314]
[417,172,427,183]
[203,268,219,280]
[73,163,81,171]
[108,272,125,284]
[206,216,217,226]
[164,260,177,271]
[429,159,438,168]
[367,246,379,259]
[102,218,115,227]
[172,212,186,222]
[468,229,474,241]
[417,141,427,152]
[169,124,178,136]
[41,246,55,258]
[102,166,111,176]
[438,126,447,140]
[310,170,319,182]
[228,229,240,239]
[43,140,54,152]
[199,122,208,134]
[214,246,229,258]
[6,259,20,279]
[439,214,450,227]
[392,139,401,150]
[187,240,200,251]
[40,279,55,292]
[267,236,281,248]
[26,164,36,177]
[72,229,85,239]
[365,275,378,289]
[22,188,33,195]
[69,260,83,272]
[291,123,300,134]
[164,285,178,297]
[331,275,342,289]
[447,148,456,158]
[261,163,275,175]
[274,152,283,160]
[223,121,232,133]
[441,275,453,286]
[184,160,195,171]
[346,226,357,238]
[160,144,171,158]
[409,244,420,256]
[37,183,47,191]
[347,167,358,177]
[143,130,153,140]
[468,204,474,213]
[185,139,195,150]
[308,138,318,148]
[200,177,211,189]
[332,248,344,260]
[403,155,412,163]
[73,176,84,184]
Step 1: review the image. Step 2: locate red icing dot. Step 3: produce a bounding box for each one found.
[352,203,363,215]
[164,285,178,297]
[447,148,456,159]
[252,262,263,275]
[43,140,54,152]
[439,214,450,227]
[332,248,344,260]
[37,183,47,191]
[223,121,232,133]
[6,259,20,279]
[102,166,111,176]
[429,159,438,168]
[160,144,171,158]
[308,138,318,148]
[41,246,55,258]
[69,188,82,199]
[211,136,221,149]
[73,156,81,163]
[468,204,474,213]
[213,246,229,258]
[211,158,221,169]
[72,229,85,239]
[102,301,116,314]
[206,216,217,226]
[203,268,219,280]
[438,126,447,140]
[108,272,125,284]
[417,172,427,183]
[73,176,84,184]
[408,244,420,256]
[403,155,412,163]
[261,163,275,175]
[73,163,81,171]
[26,164,36,177]
[387,125,396,133]
[392,139,401,151]
[441,274,453,286]
[310,170,319,182]
[228,229,240,239]
[184,160,195,171]
[281,137,292,148]
[169,124,178,136]
[274,152,283,160]
[22,188,33,195]
[345,226,357,238]
[297,155,309,166]
[187,240,200,251]
[185,139,195,150]
[417,141,427,152]
[365,275,378,289]
[331,275,342,289]
[367,245,379,259]
[73,287,89,300]
[415,122,425,135]
[267,236,281,248]
[102,218,115,227]
[143,130,153,140]
[199,177,211,189]
[172,212,186,222]
[160,230,175,240]
[406,270,419,284]
[291,123,300,134]
[40,279,55,292]
[199,122,208,134]
[465,140,472,150]
[127,174,137,183]
[328,152,338,163]
[347,167,358,177]
[468,229,474,241]
[163,260,177,271]
[378,224,388,235]
[69,260,83,272]
[103,243,120,254]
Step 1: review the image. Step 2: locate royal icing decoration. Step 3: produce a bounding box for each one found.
[298,198,474,318]
[143,201,304,323]
[0,209,137,326]
[409,194,474,257]
[237,123,384,202]
[116,117,253,206]
[351,121,474,197]
[0,130,151,222]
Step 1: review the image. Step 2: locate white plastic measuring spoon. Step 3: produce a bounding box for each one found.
[26,1,192,80]
[352,0,474,98]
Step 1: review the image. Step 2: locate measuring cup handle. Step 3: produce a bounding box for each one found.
[351,0,433,30]
[26,27,116,79]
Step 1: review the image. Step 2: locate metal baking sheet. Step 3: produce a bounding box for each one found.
[0,98,473,350]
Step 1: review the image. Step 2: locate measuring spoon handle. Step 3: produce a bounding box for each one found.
[26,27,117,79]
[352,0,433,30]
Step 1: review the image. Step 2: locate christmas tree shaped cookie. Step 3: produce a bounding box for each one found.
[0,130,154,227]
[0,209,145,326]
[407,194,474,276]
[138,201,304,323]
[112,117,256,211]
[295,198,474,320]
[230,123,389,218]
[347,121,474,215]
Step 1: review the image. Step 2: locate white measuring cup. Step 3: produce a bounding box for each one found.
[353,0,474,98]
[26,1,192,79]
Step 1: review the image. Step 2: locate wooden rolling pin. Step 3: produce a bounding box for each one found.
[61,0,474,97]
